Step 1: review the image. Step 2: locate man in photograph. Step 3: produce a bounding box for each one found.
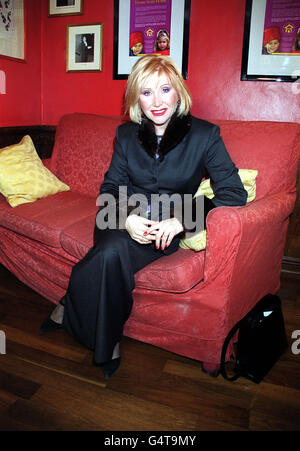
[57,0,75,7]
[75,34,94,63]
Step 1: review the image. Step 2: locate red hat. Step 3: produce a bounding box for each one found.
[130,32,144,48]
[263,27,280,46]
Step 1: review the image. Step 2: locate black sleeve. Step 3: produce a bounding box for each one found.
[203,125,248,209]
[180,125,247,234]
[97,127,136,230]
[99,127,129,198]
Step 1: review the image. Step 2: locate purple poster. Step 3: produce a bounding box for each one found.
[262,0,300,55]
[129,0,172,57]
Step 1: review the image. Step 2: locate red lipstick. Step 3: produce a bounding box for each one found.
[151,108,167,116]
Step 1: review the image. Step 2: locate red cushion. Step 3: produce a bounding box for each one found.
[60,215,95,259]
[0,192,97,248]
[214,120,300,200]
[50,113,121,197]
[61,218,205,293]
[135,248,205,293]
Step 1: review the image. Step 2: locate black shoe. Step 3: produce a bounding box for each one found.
[39,316,62,335]
[100,357,121,380]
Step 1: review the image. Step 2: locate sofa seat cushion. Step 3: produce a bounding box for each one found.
[60,215,95,259]
[61,219,205,293]
[0,191,98,248]
[135,248,205,293]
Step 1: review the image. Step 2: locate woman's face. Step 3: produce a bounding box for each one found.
[139,72,178,134]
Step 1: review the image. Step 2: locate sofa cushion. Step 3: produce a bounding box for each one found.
[179,168,258,252]
[135,248,205,293]
[60,215,95,259]
[0,191,98,248]
[50,113,122,197]
[214,120,300,200]
[61,220,205,293]
[0,136,70,207]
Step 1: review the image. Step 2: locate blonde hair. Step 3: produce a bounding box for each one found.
[124,54,192,124]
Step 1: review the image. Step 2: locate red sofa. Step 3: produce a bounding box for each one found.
[0,113,299,368]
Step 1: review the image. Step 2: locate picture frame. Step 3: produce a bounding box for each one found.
[0,0,26,62]
[113,0,191,80]
[48,0,83,17]
[66,23,103,73]
[241,0,300,82]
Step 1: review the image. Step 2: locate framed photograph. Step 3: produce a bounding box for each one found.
[66,23,103,72]
[241,0,300,82]
[48,0,83,17]
[113,0,191,80]
[0,0,25,62]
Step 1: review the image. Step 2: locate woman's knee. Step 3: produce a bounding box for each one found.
[93,229,130,257]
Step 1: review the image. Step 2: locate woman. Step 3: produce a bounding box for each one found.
[40,55,247,379]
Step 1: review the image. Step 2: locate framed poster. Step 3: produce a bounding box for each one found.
[66,23,103,72]
[113,0,191,80]
[241,0,300,82]
[0,0,25,62]
[48,0,83,17]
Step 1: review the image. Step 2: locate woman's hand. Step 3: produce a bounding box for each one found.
[146,217,184,250]
[125,214,158,244]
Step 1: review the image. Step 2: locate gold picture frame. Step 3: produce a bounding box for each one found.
[48,0,83,17]
[66,23,103,73]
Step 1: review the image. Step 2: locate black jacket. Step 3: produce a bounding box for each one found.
[99,114,247,229]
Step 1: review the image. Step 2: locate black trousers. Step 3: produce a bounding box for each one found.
[62,226,180,364]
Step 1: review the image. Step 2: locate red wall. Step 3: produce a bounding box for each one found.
[188,0,300,123]
[0,0,41,126]
[41,0,127,124]
[1,0,300,126]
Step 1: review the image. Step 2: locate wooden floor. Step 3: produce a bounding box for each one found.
[0,264,299,431]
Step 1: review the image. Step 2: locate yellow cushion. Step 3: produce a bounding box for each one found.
[179,169,258,251]
[0,135,70,207]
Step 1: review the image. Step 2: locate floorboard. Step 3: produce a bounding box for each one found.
[0,264,299,431]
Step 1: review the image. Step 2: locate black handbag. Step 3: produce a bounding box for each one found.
[220,294,288,384]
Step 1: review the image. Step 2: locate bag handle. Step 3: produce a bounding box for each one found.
[220,320,241,381]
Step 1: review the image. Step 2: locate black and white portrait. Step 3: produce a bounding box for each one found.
[56,0,75,6]
[75,33,94,63]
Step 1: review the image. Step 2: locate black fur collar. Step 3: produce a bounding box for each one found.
[137,113,192,160]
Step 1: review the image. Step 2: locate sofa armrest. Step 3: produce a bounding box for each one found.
[202,191,296,329]
[204,191,296,288]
